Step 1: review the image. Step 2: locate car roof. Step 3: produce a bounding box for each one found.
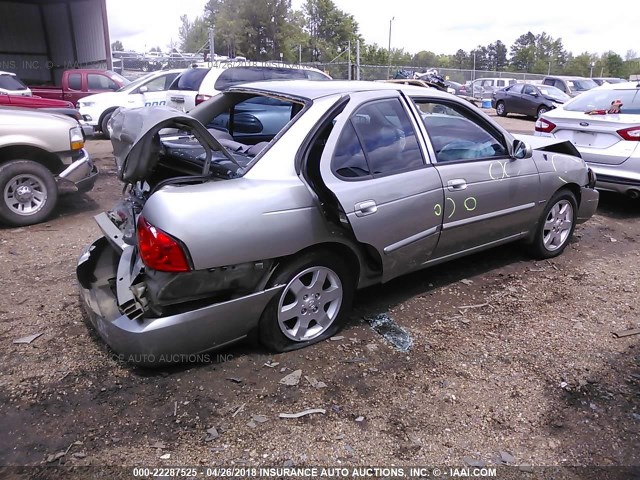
[0,71,16,76]
[227,80,453,101]
[544,75,591,80]
[595,81,640,90]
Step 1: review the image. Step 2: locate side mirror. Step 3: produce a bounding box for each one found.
[138,86,148,94]
[512,139,532,159]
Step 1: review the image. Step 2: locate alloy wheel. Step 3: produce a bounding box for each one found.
[542,199,574,251]
[277,266,343,342]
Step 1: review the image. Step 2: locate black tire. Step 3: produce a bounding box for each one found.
[101,111,114,139]
[529,190,577,259]
[141,63,149,72]
[496,101,507,117]
[258,250,354,352]
[537,105,549,119]
[0,160,58,227]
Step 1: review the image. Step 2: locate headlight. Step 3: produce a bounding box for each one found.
[79,101,95,108]
[69,125,84,150]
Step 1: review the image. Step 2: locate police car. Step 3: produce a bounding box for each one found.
[77,69,183,138]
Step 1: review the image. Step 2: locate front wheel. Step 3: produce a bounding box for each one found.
[537,106,549,118]
[496,101,507,117]
[258,250,354,352]
[529,190,577,259]
[0,160,58,227]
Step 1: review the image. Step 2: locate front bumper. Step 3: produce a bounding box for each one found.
[56,148,99,194]
[80,121,95,137]
[577,186,599,223]
[76,236,283,364]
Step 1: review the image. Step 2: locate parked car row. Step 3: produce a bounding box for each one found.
[112,51,204,72]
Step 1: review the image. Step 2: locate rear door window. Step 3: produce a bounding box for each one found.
[171,68,209,91]
[88,74,118,90]
[68,73,82,90]
[332,98,424,179]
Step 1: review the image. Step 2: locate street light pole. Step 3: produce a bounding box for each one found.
[387,16,394,79]
[590,62,595,77]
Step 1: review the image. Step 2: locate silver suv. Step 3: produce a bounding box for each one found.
[0,108,97,226]
[542,75,598,97]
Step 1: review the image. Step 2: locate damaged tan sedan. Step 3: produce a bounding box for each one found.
[77,81,598,364]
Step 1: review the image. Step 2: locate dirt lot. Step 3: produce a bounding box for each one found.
[1,112,639,476]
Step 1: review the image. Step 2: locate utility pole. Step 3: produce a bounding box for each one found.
[348,40,351,80]
[298,44,302,64]
[208,28,215,61]
[356,40,360,80]
[387,17,394,79]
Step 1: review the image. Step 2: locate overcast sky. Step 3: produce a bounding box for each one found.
[106,0,638,58]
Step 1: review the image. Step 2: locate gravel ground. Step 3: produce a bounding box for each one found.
[0,114,639,477]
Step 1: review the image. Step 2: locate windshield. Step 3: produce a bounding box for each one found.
[116,73,156,92]
[538,85,570,101]
[565,88,640,114]
[108,72,131,87]
[568,79,597,91]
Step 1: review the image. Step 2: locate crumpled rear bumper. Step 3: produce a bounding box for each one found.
[76,236,283,364]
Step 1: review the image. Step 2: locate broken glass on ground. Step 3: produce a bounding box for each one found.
[365,313,413,352]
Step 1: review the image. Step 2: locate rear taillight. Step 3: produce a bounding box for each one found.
[136,216,191,272]
[535,117,556,133]
[617,126,640,141]
[195,94,212,105]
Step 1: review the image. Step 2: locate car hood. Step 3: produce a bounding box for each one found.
[543,94,567,104]
[81,91,126,104]
[513,133,581,157]
[110,106,227,184]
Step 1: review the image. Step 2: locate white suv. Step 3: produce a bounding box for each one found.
[165,62,332,112]
[470,77,517,99]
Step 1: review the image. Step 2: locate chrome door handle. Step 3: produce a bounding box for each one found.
[354,200,378,217]
[447,179,467,191]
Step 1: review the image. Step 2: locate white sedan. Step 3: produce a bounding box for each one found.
[78,69,183,138]
[535,81,640,198]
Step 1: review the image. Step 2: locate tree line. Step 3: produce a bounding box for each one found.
[118,0,640,78]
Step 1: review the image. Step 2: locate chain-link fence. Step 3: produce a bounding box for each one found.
[303,61,547,83]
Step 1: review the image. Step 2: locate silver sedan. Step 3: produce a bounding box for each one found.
[534,81,640,198]
[77,81,598,364]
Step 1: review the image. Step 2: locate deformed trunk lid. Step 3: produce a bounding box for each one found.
[110,106,228,184]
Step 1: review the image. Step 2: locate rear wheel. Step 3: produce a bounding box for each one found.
[529,190,577,259]
[537,106,549,118]
[496,101,507,117]
[259,250,354,352]
[0,160,58,227]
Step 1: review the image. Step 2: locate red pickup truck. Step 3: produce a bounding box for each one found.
[29,69,130,105]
